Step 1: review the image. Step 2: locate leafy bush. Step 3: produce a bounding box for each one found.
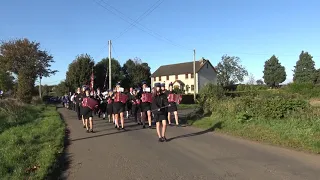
[236,84,268,91]
[197,84,225,114]
[284,83,320,98]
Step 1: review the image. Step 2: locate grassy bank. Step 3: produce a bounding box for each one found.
[191,84,320,154]
[0,100,65,180]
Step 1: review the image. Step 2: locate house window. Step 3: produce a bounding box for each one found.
[159,76,161,81]
[166,75,169,80]
[191,73,194,78]
[191,85,194,91]
[153,77,156,81]
[175,75,178,80]
[185,74,188,79]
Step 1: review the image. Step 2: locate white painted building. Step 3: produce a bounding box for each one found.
[151,58,217,94]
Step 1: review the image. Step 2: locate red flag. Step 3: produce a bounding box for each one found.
[90,68,94,91]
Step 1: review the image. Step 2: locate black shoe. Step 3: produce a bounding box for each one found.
[115,125,117,129]
[142,125,146,129]
[117,127,120,130]
[90,129,94,133]
[86,129,89,133]
[103,118,105,120]
[148,126,152,129]
[83,125,86,128]
[121,127,125,131]
[158,138,164,142]
[162,136,167,142]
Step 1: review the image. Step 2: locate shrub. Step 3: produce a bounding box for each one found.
[284,83,320,98]
[236,84,268,91]
[197,84,225,113]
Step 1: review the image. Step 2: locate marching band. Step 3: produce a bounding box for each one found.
[67,80,182,141]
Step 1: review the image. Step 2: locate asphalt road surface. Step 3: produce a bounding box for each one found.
[58,107,320,180]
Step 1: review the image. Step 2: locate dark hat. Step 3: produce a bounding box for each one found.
[142,81,147,85]
[169,82,173,87]
[108,89,113,92]
[160,83,165,87]
[116,82,121,86]
[154,83,161,87]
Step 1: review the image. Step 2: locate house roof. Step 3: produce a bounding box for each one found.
[151,59,216,77]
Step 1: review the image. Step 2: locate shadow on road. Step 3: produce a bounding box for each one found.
[47,112,72,180]
[166,121,223,142]
[71,124,142,142]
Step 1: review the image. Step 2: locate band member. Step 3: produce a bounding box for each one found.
[139,81,152,129]
[96,88,105,119]
[106,89,114,123]
[80,86,87,128]
[152,83,169,142]
[82,88,97,133]
[74,87,83,121]
[161,82,167,95]
[167,83,180,126]
[131,88,141,124]
[127,87,134,116]
[113,82,127,130]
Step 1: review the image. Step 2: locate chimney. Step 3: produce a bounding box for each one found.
[200,57,206,65]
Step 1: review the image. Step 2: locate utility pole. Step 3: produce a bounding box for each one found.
[193,49,196,102]
[108,40,112,89]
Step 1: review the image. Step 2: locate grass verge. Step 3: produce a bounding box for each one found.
[0,104,65,180]
[188,114,320,154]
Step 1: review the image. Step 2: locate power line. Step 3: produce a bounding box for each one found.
[112,0,165,41]
[93,0,193,51]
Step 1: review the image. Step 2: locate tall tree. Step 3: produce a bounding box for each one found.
[293,51,316,83]
[122,58,151,87]
[94,57,122,90]
[263,55,286,87]
[0,38,56,103]
[315,69,320,84]
[54,81,68,97]
[0,70,14,91]
[65,54,95,91]
[256,79,264,85]
[216,55,248,86]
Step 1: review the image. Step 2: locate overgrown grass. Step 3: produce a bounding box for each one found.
[0,100,65,180]
[192,84,320,154]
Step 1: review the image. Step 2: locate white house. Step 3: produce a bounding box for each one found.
[151,58,217,94]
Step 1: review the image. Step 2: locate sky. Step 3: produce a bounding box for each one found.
[1,0,320,85]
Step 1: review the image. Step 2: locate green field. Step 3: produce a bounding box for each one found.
[0,100,65,180]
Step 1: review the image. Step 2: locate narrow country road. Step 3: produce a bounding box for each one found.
[58,107,320,180]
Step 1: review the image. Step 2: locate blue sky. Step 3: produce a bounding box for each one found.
[1,0,319,85]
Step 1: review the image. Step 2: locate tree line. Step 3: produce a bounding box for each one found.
[54,54,152,96]
[1,38,319,102]
[215,51,320,88]
[0,38,56,103]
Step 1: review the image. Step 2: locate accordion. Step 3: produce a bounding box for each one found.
[168,93,182,104]
[114,92,128,104]
[141,93,152,103]
[107,98,113,104]
[82,97,98,110]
